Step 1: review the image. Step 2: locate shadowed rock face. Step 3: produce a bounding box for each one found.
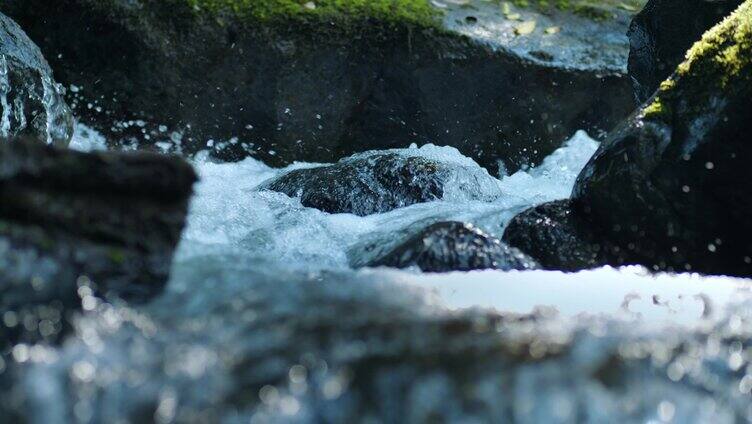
[502,200,626,271]
[0,138,197,347]
[260,149,503,216]
[628,0,744,103]
[573,1,752,277]
[362,221,539,272]
[1,0,635,174]
[0,13,73,146]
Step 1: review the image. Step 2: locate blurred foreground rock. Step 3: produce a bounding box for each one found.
[0,138,196,347]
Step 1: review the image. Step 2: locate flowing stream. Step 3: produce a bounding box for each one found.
[23,123,750,422]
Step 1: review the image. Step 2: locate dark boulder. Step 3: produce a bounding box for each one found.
[0,12,73,145]
[628,0,744,103]
[2,0,635,174]
[0,137,196,346]
[362,221,539,272]
[260,149,503,216]
[502,200,629,271]
[574,1,752,277]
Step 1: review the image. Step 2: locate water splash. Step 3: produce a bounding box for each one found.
[0,54,11,138]
[40,73,69,145]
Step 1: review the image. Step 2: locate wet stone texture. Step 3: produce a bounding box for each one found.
[0,138,196,348]
[0,12,73,146]
[2,0,635,174]
[360,221,539,272]
[502,200,626,271]
[574,1,752,277]
[260,149,503,216]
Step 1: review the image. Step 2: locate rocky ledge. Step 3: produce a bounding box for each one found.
[0,138,196,347]
[2,0,637,174]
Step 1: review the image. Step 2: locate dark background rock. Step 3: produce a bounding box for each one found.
[573,1,752,277]
[502,200,628,271]
[364,221,539,272]
[627,0,744,103]
[1,0,635,175]
[0,138,196,347]
[260,150,503,216]
[0,12,73,146]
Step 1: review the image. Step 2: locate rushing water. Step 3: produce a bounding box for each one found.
[17,123,748,422]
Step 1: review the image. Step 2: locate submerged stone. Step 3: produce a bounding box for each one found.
[3,0,635,174]
[0,137,196,347]
[363,221,539,272]
[0,13,73,146]
[260,148,503,216]
[628,0,744,103]
[573,1,752,277]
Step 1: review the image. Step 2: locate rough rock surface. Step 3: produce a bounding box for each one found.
[502,200,627,271]
[362,221,539,272]
[2,0,635,174]
[0,137,196,347]
[574,1,752,277]
[260,149,503,216]
[628,0,744,103]
[0,12,72,145]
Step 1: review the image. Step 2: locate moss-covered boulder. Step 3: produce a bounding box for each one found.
[0,137,196,347]
[0,12,73,146]
[2,0,636,174]
[628,0,744,103]
[572,0,752,276]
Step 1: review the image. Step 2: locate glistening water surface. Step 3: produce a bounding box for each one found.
[26,123,750,422]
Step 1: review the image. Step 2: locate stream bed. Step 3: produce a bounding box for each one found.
[13,124,741,423]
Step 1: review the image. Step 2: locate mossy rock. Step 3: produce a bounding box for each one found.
[573,1,752,276]
[627,0,744,103]
[4,0,635,174]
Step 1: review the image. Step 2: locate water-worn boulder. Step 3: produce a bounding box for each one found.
[2,0,636,174]
[502,200,626,271]
[364,221,539,272]
[260,148,503,216]
[0,12,72,145]
[628,0,744,103]
[573,1,752,277]
[0,138,196,346]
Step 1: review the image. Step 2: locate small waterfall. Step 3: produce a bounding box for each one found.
[0,54,11,138]
[41,74,56,145]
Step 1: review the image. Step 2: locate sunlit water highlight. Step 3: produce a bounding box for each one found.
[34,122,752,423]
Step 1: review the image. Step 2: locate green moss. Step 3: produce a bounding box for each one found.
[643,0,752,120]
[107,248,127,264]
[183,0,440,27]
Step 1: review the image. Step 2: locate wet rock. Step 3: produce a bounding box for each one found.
[0,12,73,145]
[0,137,196,346]
[502,200,628,271]
[3,0,635,174]
[260,148,503,216]
[628,0,744,103]
[362,221,539,272]
[574,2,752,277]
